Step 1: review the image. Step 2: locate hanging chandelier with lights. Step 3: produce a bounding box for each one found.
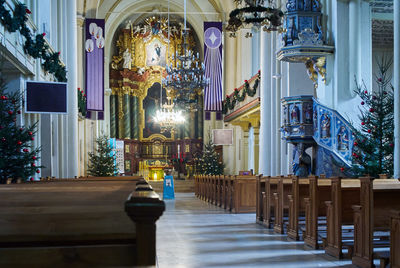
[225,0,284,37]
[162,0,209,111]
[153,95,185,133]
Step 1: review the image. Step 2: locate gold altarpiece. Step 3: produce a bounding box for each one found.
[109,17,203,178]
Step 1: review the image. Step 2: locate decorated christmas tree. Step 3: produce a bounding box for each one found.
[195,133,224,175]
[87,135,118,177]
[351,57,394,178]
[0,67,41,183]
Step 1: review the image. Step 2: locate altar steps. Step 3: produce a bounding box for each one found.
[148,179,194,194]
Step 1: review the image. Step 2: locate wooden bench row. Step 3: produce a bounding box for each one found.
[194,175,257,213]
[0,176,165,267]
[256,175,400,268]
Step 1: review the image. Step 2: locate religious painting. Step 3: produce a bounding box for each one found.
[143,83,170,139]
[145,38,167,67]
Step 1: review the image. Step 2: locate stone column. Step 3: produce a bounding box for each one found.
[66,0,78,178]
[270,32,277,176]
[131,95,139,140]
[189,111,196,139]
[242,127,249,171]
[258,30,272,176]
[197,96,203,139]
[110,93,117,138]
[123,92,131,139]
[348,0,360,97]
[275,37,282,175]
[394,0,400,178]
[253,126,260,175]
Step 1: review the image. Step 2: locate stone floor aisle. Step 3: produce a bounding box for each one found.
[156,193,355,268]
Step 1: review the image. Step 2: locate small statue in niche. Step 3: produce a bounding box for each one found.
[304,103,313,124]
[292,143,311,177]
[291,104,300,124]
[283,106,288,125]
[313,109,318,131]
[321,113,331,138]
[337,125,349,151]
[122,48,132,69]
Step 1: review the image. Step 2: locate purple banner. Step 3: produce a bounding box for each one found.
[85,18,105,113]
[204,22,222,111]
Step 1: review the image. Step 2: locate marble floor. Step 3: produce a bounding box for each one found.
[156,193,355,268]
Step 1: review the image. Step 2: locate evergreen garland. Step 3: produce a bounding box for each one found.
[223,71,260,114]
[351,57,394,178]
[87,135,118,177]
[0,0,67,82]
[0,67,42,183]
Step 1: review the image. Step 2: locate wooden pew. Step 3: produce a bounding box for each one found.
[262,176,279,228]
[351,178,400,268]
[391,210,400,268]
[273,176,293,234]
[325,177,361,258]
[287,177,310,240]
[231,175,257,213]
[256,175,265,224]
[303,176,332,249]
[0,177,165,267]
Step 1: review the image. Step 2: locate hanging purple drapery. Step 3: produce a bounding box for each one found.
[85,18,105,118]
[204,22,222,112]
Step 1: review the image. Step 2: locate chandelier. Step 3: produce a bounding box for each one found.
[225,0,284,37]
[162,0,209,111]
[153,95,185,133]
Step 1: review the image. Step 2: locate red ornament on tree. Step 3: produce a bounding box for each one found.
[361,101,365,105]
[354,141,358,146]
[31,163,36,167]
[1,138,5,142]
[367,129,372,133]
[31,137,35,141]
[25,8,31,14]
[244,80,248,83]
[32,156,37,160]
[234,88,238,91]
[390,143,394,147]
[28,131,33,136]
[58,51,61,55]
[378,78,382,82]
[340,167,345,172]
[19,128,23,131]
[17,141,22,145]
[361,122,365,125]
[42,32,46,37]
[8,111,13,115]
[23,149,29,152]
[36,170,40,174]
[383,91,387,95]
[369,108,374,112]
[30,177,34,181]
[1,96,5,100]
[17,110,21,114]
[364,90,368,94]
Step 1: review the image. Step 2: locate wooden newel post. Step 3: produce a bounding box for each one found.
[125,188,165,266]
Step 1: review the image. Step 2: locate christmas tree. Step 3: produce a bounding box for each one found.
[0,66,41,183]
[87,135,118,177]
[195,134,224,175]
[351,57,394,178]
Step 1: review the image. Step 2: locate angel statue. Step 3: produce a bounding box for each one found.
[123,49,132,69]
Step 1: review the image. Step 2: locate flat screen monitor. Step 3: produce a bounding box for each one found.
[25,81,67,114]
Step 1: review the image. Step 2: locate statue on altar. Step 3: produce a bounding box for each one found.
[122,49,132,69]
